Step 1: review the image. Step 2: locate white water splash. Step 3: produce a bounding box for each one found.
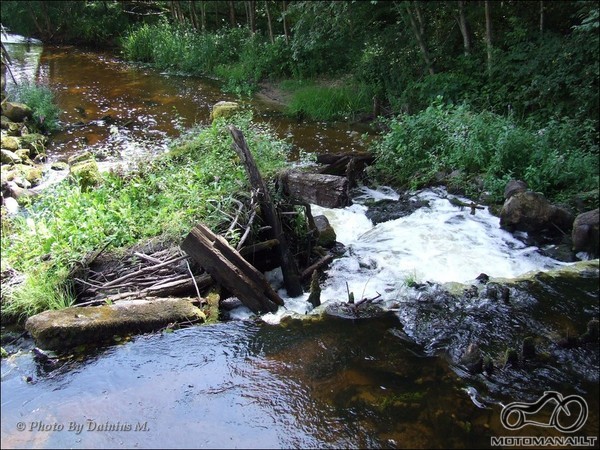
[230,187,570,323]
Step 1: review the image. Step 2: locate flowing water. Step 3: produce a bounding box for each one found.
[2,37,599,449]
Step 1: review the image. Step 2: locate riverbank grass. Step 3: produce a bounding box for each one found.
[1,113,291,322]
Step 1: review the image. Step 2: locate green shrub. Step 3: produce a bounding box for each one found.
[372,101,599,204]
[9,82,61,133]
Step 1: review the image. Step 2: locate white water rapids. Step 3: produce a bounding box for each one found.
[229,186,570,323]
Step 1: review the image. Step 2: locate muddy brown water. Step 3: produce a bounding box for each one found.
[1,41,599,449]
[32,46,371,167]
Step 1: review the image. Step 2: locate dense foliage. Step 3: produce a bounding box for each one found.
[372,101,599,206]
[1,114,291,320]
[2,1,597,127]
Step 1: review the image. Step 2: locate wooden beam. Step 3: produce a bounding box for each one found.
[228,125,303,297]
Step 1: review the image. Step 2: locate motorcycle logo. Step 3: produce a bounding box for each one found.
[501,391,588,433]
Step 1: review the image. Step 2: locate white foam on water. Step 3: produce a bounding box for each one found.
[228,187,570,323]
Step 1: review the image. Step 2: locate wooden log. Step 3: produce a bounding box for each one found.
[181,223,282,313]
[301,254,335,281]
[228,125,303,297]
[280,170,350,208]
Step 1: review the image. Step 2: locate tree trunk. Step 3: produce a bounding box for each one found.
[189,1,199,29]
[265,1,274,44]
[200,2,206,31]
[457,0,471,56]
[228,126,303,297]
[405,1,435,75]
[282,0,289,44]
[539,0,544,34]
[228,0,236,27]
[485,0,493,74]
[247,0,256,33]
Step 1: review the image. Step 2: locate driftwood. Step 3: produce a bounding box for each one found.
[316,152,374,188]
[279,170,350,208]
[182,223,283,314]
[301,254,334,281]
[229,125,303,297]
[73,246,210,305]
[448,197,485,215]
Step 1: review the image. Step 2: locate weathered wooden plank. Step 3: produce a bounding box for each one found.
[280,170,350,208]
[181,225,281,313]
[228,125,303,297]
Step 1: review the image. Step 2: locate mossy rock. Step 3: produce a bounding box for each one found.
[6,164,43,187]
[1,149,21,165]
[70,159,102,190]
[210,101,240,122]
[1,135,20,151]
[51,161,69,171]
[68,151,95,166]
[2,102,33,122]
[25,298,206,351]
[19,133,47,156]
[14,148,32,162]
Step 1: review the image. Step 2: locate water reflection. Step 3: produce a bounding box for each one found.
[2,317,492,449]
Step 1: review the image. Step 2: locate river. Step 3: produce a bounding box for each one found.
[1,37,599,449]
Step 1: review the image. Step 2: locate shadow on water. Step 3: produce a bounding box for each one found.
[3,315,495,449]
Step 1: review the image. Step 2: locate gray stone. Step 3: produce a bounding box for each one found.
[25,298,206,351]
[504,179,528,199]
[572,209,599,257]
[2,102,33,122]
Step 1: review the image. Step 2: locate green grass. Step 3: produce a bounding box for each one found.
[285,83,372,121]
[8,82,62,133]
[1,112,291,322]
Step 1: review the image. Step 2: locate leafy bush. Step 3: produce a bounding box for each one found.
[9,82,61,133]
[372,101,599,204]
[1,113,291,320]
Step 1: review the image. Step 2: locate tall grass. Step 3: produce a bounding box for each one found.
[372,101,599,205]
[1,113,291,321]
[8,82,61,133]
[285,83,372,121]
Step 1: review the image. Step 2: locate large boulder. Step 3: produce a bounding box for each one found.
[25,298,206,351]
[499,190,573,234]
[69,152,102,190]
[2,102,33,122]
[1,135,20,151]
[210,101,240,122]
[572,209,599,257]
[504,179,528,200]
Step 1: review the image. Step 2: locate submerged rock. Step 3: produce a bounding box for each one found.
[365,195,429,225]
[25,298,206,351]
